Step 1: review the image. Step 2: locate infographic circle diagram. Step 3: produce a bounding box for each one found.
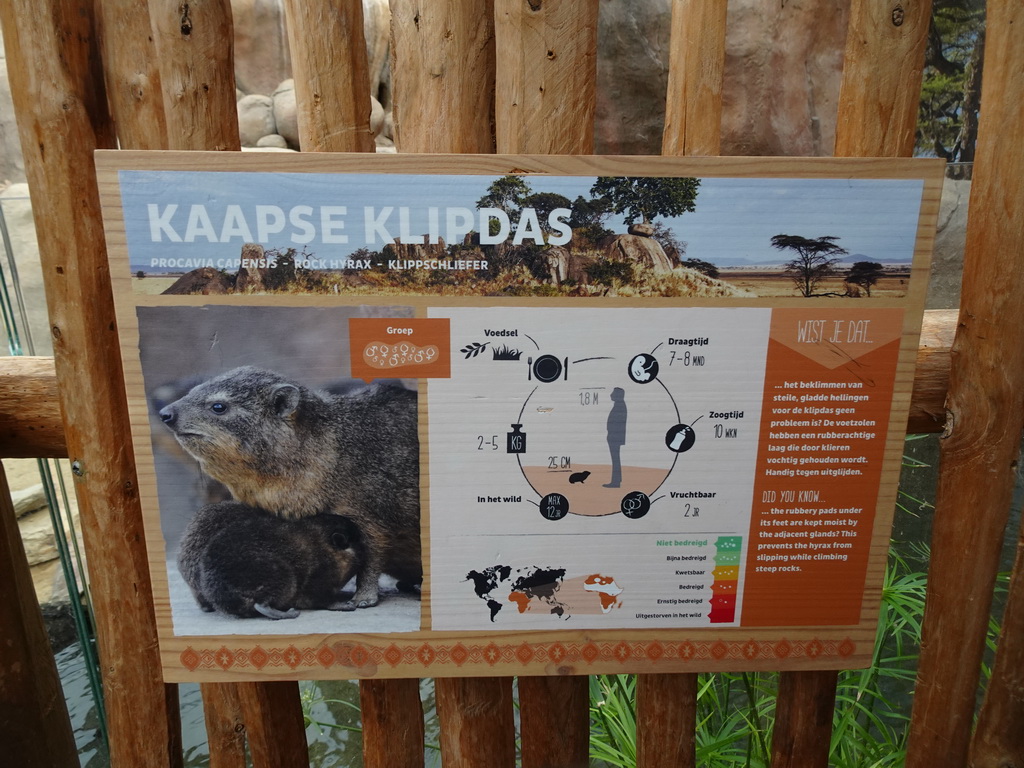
[513,352,693,518]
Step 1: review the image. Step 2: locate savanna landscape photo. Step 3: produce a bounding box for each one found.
[125,171,923,300]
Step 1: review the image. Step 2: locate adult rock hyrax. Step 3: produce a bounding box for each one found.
[178,501,364,619]
[159,365,420,609]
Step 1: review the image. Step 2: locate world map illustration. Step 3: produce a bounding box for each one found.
[467,565,623,622]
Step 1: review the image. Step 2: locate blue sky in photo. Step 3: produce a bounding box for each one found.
[120,170,924,271]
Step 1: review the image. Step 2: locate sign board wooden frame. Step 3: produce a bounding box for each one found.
[97,151,943,681]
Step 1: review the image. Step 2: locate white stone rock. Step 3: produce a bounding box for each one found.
[241,146,298,153]
[256,133,289,149]
[237,94,277,147]
[19,507,58,567]
[272,79,299,149]
[370,96,385,137]
[11,483,46,518]
[31,557,69,607]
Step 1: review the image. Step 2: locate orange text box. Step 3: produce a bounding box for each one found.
[349,317,451,382]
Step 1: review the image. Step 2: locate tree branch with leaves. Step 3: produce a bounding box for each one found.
[590,176,700,226]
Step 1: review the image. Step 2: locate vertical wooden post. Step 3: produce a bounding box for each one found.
[0,466,79,767]
[201,683,247,768]
[493,0,599,154]
[389,0,497,154]
[119,3,308,765]
[770,671,838,768]
[636,674,697,768]
[661,0,729,157]
[0,0,182,766]
[235,682,309,768]
[95,0,167,149]
[275,3,428,764]
[282,0,375,152]
[490,3,603,765]
[970,519,1024,766]
[148,0,240,150]
[640,4,730,765]
[360,679,426,768]
[436,677,516,767]
[387,3,500,766]
[906,1,1024,765]
[767,2,935,765]
[834,0,934,157]
[519,676,590,768]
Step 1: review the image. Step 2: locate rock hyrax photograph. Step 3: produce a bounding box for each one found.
[137,304,423,636]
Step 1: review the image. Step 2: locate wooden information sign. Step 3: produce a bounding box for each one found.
[96,152,942,681]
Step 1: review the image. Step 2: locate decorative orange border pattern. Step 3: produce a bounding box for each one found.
[181,636,856,673]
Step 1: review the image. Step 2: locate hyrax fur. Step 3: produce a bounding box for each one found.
[160,366,420,609]
[178,501,364,619]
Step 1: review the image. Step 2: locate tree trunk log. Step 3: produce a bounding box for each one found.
[0,0,182,764]
[96,0,167,149]
[390,0,496,153]
[0,464,79,768]
[436,676,516,768]
[636,673,697,768]
[661,0,729,157]
[282,0,375,152]
[149,0,240,150]
[835,0,934,157]
[494,0,599,154]
[907,1,1024,765]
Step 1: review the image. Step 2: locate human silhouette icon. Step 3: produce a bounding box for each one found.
[604,387,627,488]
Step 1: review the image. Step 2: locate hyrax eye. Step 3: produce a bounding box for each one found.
[210,402,228,414]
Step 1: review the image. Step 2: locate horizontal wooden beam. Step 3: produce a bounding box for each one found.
[909,309,956,433]
[0,310,957,459]
[0,356,69,458]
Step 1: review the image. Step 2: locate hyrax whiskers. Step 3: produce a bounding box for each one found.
[160,366,420,609]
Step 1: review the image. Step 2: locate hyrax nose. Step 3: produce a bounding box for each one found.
[159,405,177,426]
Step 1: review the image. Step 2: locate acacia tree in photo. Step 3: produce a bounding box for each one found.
[772,234,849,297]
[589,176,701,226]
[845,261,887,297]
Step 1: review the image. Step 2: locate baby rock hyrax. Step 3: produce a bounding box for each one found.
[160,366,421,609]
[178,501,364,619]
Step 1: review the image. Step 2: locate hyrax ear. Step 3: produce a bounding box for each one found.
[271,384,301,418]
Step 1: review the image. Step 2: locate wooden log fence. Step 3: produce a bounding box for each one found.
[0,1,1021,767]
